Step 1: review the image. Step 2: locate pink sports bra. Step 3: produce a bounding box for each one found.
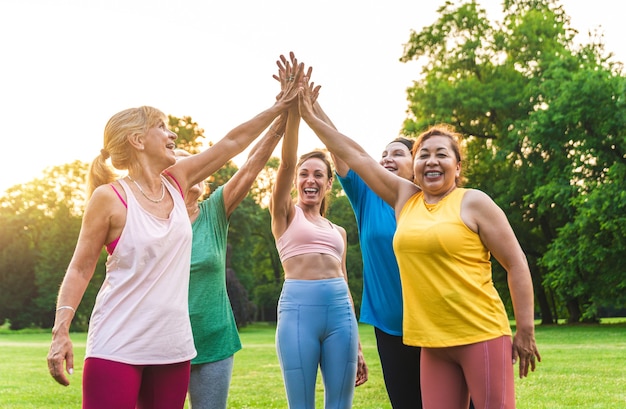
[276,205,344,263]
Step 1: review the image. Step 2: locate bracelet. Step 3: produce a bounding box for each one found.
[56,305,76,313]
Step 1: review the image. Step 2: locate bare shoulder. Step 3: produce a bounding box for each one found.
[460,188,504,232]
[88,182,126,217]
[333,223,347,237]
[462,188,496,208]
[91,182,120,204]
[396,179,421,210]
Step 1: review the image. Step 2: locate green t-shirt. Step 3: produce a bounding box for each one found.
[189,186,242,364]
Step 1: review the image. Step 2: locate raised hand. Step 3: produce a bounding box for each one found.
[274,52,313,105]
[275,58,303,106]
[298,72,321,121]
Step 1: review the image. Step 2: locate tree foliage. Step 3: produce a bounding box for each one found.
[0,124,364,331]
[0,161,102,330]
[400,0,625,323]
[168,115,205,154]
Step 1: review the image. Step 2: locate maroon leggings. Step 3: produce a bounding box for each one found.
[82,358,191,409]
[420,336,515,409]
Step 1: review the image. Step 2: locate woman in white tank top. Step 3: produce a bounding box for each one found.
[47,65,303,408]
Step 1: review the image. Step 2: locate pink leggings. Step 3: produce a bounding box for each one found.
[420,336,515,409]
[82,358,191,409]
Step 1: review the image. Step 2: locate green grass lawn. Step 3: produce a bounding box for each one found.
[1,320,625,408]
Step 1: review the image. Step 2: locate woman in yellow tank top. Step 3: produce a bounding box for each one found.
[298,74,540,409]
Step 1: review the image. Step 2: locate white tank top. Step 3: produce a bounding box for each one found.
[85,177,196,364]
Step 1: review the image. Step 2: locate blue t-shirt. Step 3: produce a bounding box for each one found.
[338,170,404,336]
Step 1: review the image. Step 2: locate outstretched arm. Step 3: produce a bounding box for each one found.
[274,54,349,178]
[269,53,310,239]
[269,105,299,240]
[222,113,287,217]
[168,61,304,196]
[312,101,350,178]
[298,80,417,212]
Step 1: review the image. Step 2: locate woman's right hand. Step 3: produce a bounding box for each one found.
[47,330,74,386]
[274,52,304,107]
[298,75,320,122]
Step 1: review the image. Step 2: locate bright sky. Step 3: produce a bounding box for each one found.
[1,0,624,194]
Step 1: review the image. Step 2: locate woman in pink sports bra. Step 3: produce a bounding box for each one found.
[46,61,303,409]
[269,54,368,409]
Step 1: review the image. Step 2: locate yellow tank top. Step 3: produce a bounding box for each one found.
[393,188,511,347]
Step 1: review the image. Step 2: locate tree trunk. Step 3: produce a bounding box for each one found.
[566,298,581,323]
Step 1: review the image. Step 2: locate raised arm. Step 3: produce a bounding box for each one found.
[167,61,304,196]
[311,101,350,177]
[269,54,308,239]
[298,81,417,213]
[222,113,287,217]
[269,105,299,240]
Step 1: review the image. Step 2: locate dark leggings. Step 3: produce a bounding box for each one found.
[374,327,422,409]
[82,357,191,409]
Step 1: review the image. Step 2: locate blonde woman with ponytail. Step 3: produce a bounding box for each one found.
[47,62,302,409]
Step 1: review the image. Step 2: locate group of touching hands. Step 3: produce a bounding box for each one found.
[272,51,321,124]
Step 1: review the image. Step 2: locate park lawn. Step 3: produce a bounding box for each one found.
[0,321,625,408]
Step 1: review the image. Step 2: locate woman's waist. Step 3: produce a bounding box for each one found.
[280,277,350,304]
[282,253,343,280]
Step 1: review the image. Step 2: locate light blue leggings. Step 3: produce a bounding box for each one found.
[276,278,358,409]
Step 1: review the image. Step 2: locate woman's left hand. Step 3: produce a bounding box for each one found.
[512,328,541,378]
[355,349,369,386]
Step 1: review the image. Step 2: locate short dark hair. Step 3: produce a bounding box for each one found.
[390,137,415,153]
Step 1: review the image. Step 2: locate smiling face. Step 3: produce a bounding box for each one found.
[143,116,178,166]
[295,156,332,209]
[414,134,461,199]
[380,141,414,181]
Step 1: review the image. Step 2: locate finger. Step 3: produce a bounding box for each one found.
[66,353,74,376]
[519,359,528,378]
[278,55,288,71]
[49,361,69,386]
[512,348,519,365]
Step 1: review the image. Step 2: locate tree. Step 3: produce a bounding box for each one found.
[399,0,625,323]
[0,161,99,329]
[0,213,38,329]
[168,115,205,154]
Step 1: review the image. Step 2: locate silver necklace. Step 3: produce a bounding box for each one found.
[127,175,166,203]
